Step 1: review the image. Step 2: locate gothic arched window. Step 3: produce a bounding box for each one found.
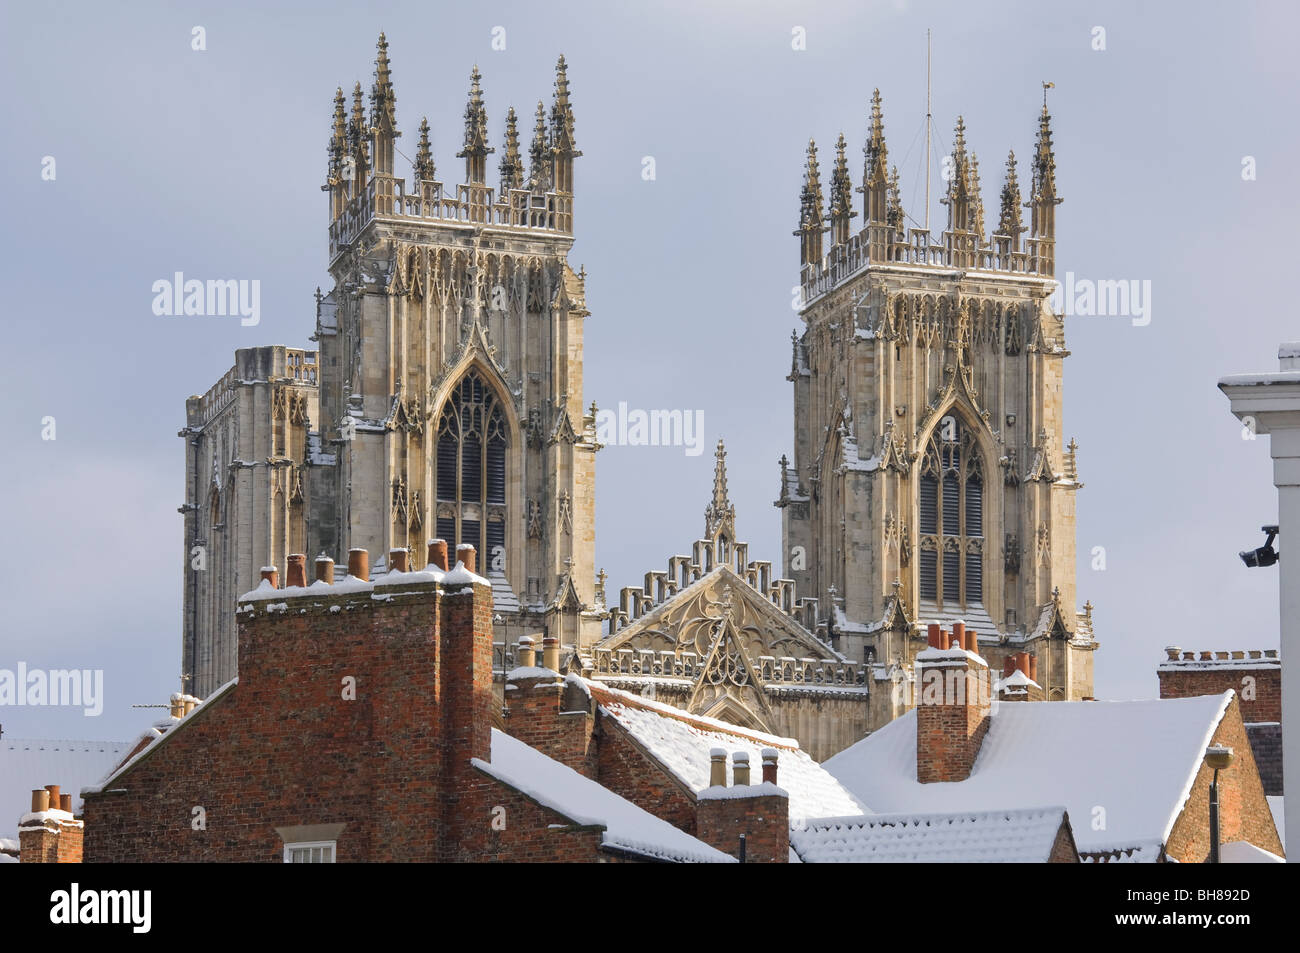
[918,416,984,608]
[435,372,508,569]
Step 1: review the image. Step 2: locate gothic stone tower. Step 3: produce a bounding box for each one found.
[777,91,1097,729]
[183,37,601,697]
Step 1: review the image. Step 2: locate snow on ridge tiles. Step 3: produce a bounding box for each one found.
[475,729,734,863]
[791,806,1068,863]
[823,692,1236,855]
[586,681,866,825]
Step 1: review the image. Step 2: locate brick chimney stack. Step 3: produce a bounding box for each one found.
[19,782,84,863]
[696,750,789,863]
[998,653,1044,702]
[916,625,992,783]
[503,636,594,775]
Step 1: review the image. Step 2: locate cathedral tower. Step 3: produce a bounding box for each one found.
[777,89,1096,727]
[183,38,600,697]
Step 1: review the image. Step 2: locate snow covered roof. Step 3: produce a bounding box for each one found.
[84,678,239,796]
[791,806,1069,863]
[1267,795,1284,844]
[0,739,132,838]
[824,693,1234,856]
[474,729,734,863]
[1221,840,1284,863]
[587,681,866,825]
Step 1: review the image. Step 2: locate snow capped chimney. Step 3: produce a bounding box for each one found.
[347,548,369,580]
[517,636,535,668]
[390,548,409,573]
[916,636,991,783]
[732,751,751,786]
[21,782,84,863]
[696,750,789,863]
[286,554,307,588]
[457,542,476,575]
[315,554,335,584]
[927,622,945,649]
[709,748,727,787]
[542,635,560,672]
[427,538,448,571]
[260,566,278,589]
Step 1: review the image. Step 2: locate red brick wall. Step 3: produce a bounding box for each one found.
[505,675,594,776]
[1158,665,1280,723]
[1047,821,1079,863]
[1164,696,1284,862]
[590,717,699,835]
[82,577,604,863]
[19,821,82,864]
[696,792,788,863]
[444,769,627,863]
[916,662,991,783]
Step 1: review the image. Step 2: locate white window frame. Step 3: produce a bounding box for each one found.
[283,840,336,863]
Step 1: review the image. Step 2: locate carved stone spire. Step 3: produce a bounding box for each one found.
[1029,92,1062,239]
[528,100,551,192]
[414,117,435,182]
[704,438,736,542]
[860,88,890,223]
[829,132,857,246]
[327,86,347,194]
[550,55,579,156]
[795,139,827,266]
[347,82,369,185]
[886,164,904,235]
[458,65,493,184]
[499,106,524,193]
[369,32,397,133]
[942,116,973,233]
[998,149,1025,249]
[549,55,580,195]
[969,153,985,243]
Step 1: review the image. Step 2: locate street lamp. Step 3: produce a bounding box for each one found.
[1205,745,1234,863]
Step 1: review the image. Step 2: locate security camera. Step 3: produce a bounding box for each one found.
[1240,525,1279,568]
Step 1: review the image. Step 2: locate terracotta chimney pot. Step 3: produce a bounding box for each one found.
[347,548,369,580]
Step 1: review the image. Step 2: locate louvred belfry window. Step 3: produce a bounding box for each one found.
[435,372,507,568]
[917,416,984,608]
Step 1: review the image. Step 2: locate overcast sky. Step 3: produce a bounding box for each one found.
[1,0,1296,741]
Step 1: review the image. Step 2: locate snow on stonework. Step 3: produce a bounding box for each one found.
[474,730,734,863]
[587,681,866,825]
[825,692,1234,856]
[791,806,1068,863]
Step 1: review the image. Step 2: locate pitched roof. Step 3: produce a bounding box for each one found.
[791,806,1069,863]
[1221,840,1284,863]
[1,739,132,838]
[586,680,866,825]
[474,729,734,863]
[824,693,1234,855]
